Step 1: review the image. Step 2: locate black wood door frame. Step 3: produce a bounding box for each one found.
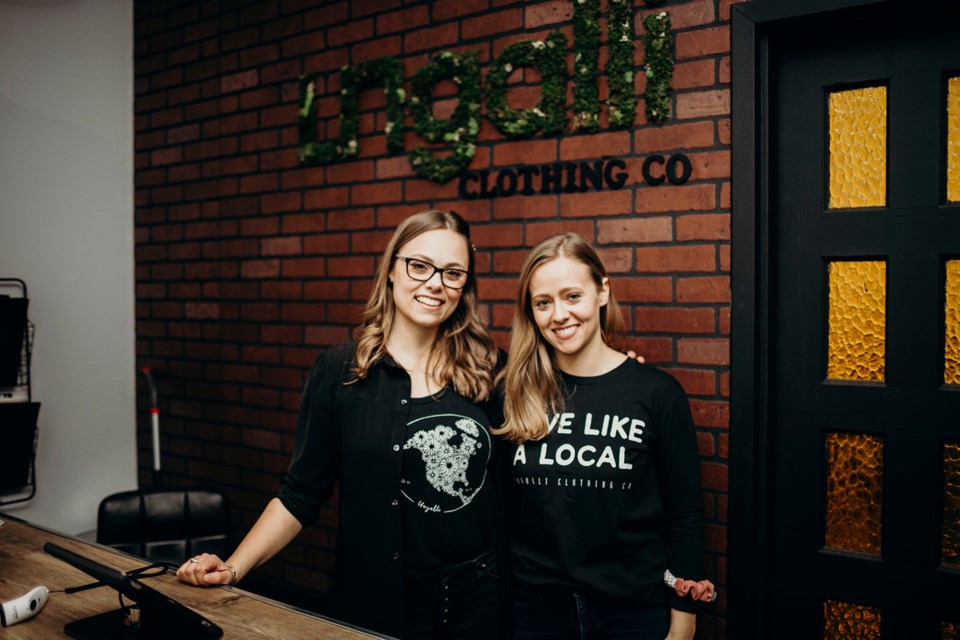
[729,0,903,636]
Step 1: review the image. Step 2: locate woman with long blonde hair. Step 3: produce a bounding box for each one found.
[178,210,504,639]
[498,233,713,640]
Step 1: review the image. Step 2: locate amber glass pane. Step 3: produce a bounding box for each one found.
[823,599,881,640]
[947,260,960,385]
[829,86,887,208]
[827,261,886,381]
[948,77,960,203]
[825,432,883,554]
[944,441,960,568]
[944,620,960,640]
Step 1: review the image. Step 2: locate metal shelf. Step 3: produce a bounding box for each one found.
[1,277,39,506]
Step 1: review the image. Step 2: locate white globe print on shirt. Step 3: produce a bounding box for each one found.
[401,413,490,513]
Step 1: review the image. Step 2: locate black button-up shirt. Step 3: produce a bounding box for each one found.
[278,342,503,637]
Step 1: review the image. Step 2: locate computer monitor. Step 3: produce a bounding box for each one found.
[44,541,223,639]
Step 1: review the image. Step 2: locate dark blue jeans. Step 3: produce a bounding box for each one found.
[402,548,502,639]
[511,582,670,640]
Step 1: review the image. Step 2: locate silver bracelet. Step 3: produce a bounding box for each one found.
[223,562,239,586]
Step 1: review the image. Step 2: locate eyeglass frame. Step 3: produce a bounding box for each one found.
[394,255,470,290]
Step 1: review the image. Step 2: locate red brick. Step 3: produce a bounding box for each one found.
[261,324,304,344]
[524,0,572,28]
[634,307,715,334]
[489,249,528,274]
[353,35,403,63]
[676,26,729,60]
[674,59,717,90]
[492,140,558,167]
[491,195,559,220]
[677,338,729,365]
[241,259,280,279]
[719,372,730,398]
[221,69,259,93]
[240,87,278,110]
[676,276,730,303]
[525,220,595,246]
[378,6,429,34]
[282,257,326,278]
[559,189,632,217]
[697,431,717,458]
[596,248,634,274]
[305,325,352,346]
[376,156,415,179]
[328,160,375,184]
[471,223,524,248]
[628,337,673,363]
[597,217,672,245]
[239,173,279,194]
[329,19,373,47]
[701,461,729,491]
[327,302,366,323]
[676,214,730,241]
[328,208,374,230]
[635,184,716,214]
[304,3,349,29]
[559,132,631,161]
[261,193,302,214]
[720,182,731,209]
[719,306,730,336]
[240,130,279,152]
[305,280,351,300]
[261,237,302,256]
[404,23,459,53]
[283,213,327,234]
[650,0,716,29]
[352,180,402,205]
[404,177,458,203]
[666,368,717,396]
[612,276,673,303]
[433,0,490,21]
[635,245,716,272]
[462,8,522,40]
[676,89,731,119]
[328,256,375,277]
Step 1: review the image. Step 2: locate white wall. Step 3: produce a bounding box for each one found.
[0,0,136,534]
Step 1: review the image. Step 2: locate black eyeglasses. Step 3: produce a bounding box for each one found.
[395,256,469,289]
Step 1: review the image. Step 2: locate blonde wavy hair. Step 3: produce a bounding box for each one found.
[350,210,498,402]
[495,233,625,443]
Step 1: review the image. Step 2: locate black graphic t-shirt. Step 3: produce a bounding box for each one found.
[505,359,704,612]
[401,388,497,573]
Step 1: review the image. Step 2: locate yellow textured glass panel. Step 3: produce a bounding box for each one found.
[944,620,960,640]
[825,432,883,554]
[829,86,887,208]
[827,261,886,381]
[823,600,881,640]
[948,77,960,203]
[944,442,960,568]
[947,260,960,385]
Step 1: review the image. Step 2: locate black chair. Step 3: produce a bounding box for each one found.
[96,486,231,565]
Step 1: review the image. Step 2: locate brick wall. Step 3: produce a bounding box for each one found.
[134,0,735,636]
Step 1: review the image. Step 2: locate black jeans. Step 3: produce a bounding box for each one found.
[511,581,670,640]
[402,547,502,639]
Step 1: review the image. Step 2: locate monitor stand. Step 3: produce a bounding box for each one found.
[65,608,217,640]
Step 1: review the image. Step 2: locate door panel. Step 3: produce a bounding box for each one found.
[769,8,960,638]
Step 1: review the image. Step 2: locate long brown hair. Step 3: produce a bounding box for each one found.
[351,210,498,402]
[495,233,625,442]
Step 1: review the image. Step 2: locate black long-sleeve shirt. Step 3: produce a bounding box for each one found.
[504,359,705,613]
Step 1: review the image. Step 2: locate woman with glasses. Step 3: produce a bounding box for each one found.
[177,210,504,639]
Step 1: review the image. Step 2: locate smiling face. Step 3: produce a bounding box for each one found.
[528,255,610,367]
[390,228,470,336]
